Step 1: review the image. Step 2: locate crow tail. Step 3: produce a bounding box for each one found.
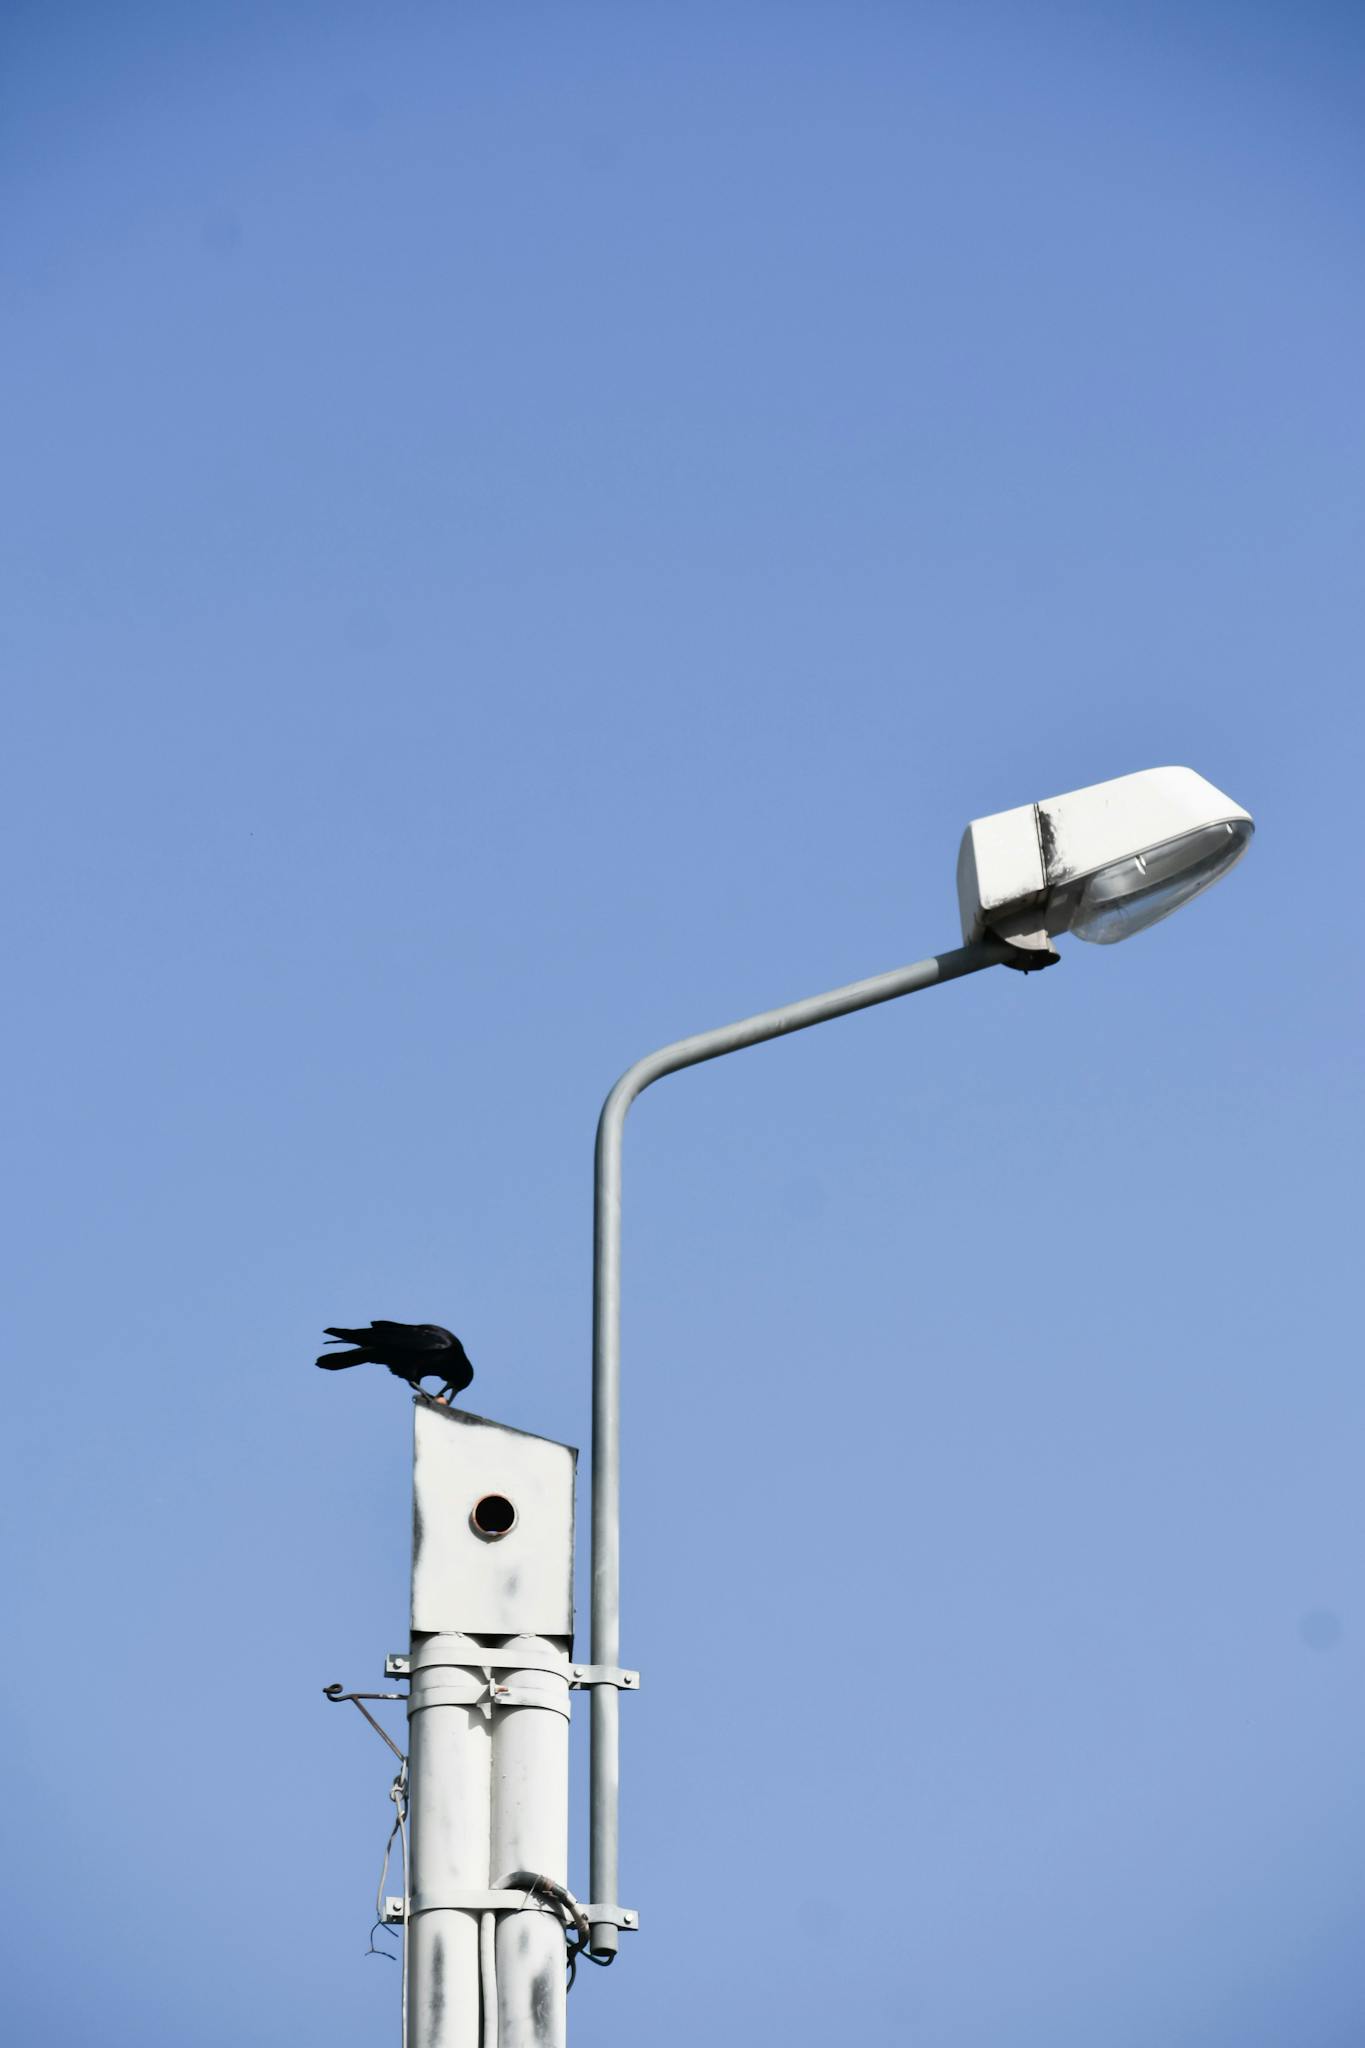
[316,1349,368,1369]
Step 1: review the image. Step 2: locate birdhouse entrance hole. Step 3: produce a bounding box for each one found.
[471,1492,517,1539]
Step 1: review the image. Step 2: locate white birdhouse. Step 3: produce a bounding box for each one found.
[410,1402,577,1640]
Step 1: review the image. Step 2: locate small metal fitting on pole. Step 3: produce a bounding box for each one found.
[321,1682,408,1761]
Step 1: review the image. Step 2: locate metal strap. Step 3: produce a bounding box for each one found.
[389,1651,640,1689]
[394,1893,638,1929]
[570,1664,639,1691]
[491,1683,571,1719]
[408,1889,561,1915]
[407,1677,571,1719]
[407,1677,490,1711]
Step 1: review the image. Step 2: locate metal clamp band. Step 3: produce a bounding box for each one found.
[407,1678,572,1719]
[394,1650,572,1679]
[582,1904,640,1930]
[570,1664,639,1691]
[387,1895,639,1930]
[406,1889,563,1916]
[406,1677,490,1711]
[491,1683,571,1719]
[388,1651,640,1689]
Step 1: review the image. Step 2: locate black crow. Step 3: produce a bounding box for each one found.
[316,1321,474,1403]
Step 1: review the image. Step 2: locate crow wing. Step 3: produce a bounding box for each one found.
[370,1320,455,1348]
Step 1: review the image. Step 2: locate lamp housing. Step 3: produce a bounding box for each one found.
[956,766,1253,953]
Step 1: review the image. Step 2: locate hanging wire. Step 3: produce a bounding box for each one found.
[365,1760,409,1958]
[323,1679,411,2012]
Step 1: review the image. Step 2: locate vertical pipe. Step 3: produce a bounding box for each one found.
[590,1097,624,1959]
[478,1914,497,2048]
[407,1633,493,2048]
[491,1636,571,2048]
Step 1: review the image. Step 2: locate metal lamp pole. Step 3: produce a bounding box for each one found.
[586,937,1013,1954]
[325,767,1248,2040]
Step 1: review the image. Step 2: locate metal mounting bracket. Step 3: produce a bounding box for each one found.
[386,1652,639,1689]
[570,1664,639,1691]
[384,1895,639,1930]
[581,1904,639,1930]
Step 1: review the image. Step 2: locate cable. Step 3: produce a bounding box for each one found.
[365,1760,409,1963]
[492,1871,613,1993]
[398,1787,410,2048]
[565,1932,614,1992]
[322,1678,412,2012]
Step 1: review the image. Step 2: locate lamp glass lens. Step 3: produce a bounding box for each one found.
[1070,820,1251,945]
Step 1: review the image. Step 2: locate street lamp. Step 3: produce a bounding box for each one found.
[956,765,1254,962]
[586,764,1252,1958]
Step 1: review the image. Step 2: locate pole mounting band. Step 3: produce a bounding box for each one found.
[389,1894,639,1929]
[387,1651,639,1689]
[570,1664,639,1690]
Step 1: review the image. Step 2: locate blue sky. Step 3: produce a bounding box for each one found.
[3,4,1363,2043]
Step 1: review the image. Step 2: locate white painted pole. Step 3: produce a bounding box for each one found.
[407,1633,494,2048]
[490,1636,571,2048]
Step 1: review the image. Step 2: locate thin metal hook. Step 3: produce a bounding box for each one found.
[323,1682,408,1762]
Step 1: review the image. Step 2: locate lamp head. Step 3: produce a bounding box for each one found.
[957,766,1253,958]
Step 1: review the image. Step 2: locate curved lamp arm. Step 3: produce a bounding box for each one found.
[586,937,1013,1954]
